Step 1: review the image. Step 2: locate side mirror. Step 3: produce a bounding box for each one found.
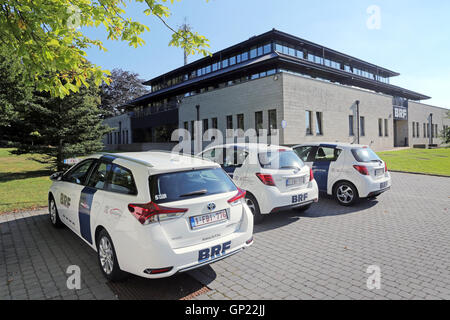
[50,172,63,181]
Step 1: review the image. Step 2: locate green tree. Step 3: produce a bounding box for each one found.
[0,0,210,98]
[8,77,112,171]
[0,44,34,129]
[442,110,450,144]
[99,68,149,118]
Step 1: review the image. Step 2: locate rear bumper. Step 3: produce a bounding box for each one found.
[113,205,254,279]
[358,172,392,198]
[270,199,316,213]
[256,181,319,214]
[367,186,391,198]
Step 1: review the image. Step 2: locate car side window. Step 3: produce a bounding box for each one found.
[294,146,315,162]
[108,165,137,195]
[313,147,342,162]
[224,148,248,168]
[87,162,111,190]
[63,159,96,185]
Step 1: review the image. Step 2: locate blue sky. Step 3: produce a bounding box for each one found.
[84,0,450,109]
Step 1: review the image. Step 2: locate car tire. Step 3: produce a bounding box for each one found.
[334,181,359,206]
[245,193,264,225]
[295,204,312,212]
[96,229,127,282]
[49,196,64,228]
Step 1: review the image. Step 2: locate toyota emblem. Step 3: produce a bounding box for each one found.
[207,203,216,211]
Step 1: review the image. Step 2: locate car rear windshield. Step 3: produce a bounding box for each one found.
[149,168,237,204]
[258,150,304,170]
[351,148,381,163]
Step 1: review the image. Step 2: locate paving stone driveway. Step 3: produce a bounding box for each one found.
[1,172,449,300]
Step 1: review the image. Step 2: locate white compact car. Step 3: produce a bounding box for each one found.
[198,144,319,224]
[48,152,253,281]
[293,143,391,206]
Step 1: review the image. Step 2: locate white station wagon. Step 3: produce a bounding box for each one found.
[48,152,253,281]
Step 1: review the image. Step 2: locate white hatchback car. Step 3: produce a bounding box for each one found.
[48,152,253,281]
[199,144,319,224]
[293,143,391,206]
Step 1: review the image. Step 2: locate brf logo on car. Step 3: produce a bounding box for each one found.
[198,241,231,262]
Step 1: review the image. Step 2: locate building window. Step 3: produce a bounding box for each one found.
[360,116,365,136]
[427,123,430,138]
[222,59,228,68]
[378,119,383,137]
[268,109,277,136]
[255,111,263,136]
[435,124,438,138]
[212,118,218,130]
[183,121,189,139]
[315,112,323,135]
[203,119,209,134]
[306,111,313,135]
[241,51,248,61]
[237,114,244,136]
[263,43,272,54]
[412,122,416,138]
[250,47,257,59]
[229,56,236,66]
[349,115,354,136]
[384,119,389,137]
[423,123,426,138]
[416,122,420,138]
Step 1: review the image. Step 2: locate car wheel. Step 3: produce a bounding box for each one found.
[97,229,127,282]
[335,182,359,206]
[245,194,264,225]
[49,197,64,228]
[295,204,312,212]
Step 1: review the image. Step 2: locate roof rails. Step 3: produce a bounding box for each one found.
[100,153,154,168]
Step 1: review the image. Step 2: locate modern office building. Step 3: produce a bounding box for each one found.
[103,29,449,151]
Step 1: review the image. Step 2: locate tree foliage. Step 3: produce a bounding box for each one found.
[6,77,112,171]
[99,68,149,118]
[0,0,210,98]
[0,44,35,128]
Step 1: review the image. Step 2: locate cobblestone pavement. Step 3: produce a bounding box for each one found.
[1,172,449,300]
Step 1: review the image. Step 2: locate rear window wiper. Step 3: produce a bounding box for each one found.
[179,189,208,197]
[280,165,302,170]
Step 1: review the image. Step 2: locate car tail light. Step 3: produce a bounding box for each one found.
[256,173,276,186]
[228,188,246,205]
[128,202,188,225]
[353,165,369,176]
[385,162,388,172]
[309,167,314,182]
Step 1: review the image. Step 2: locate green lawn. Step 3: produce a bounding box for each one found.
[378,148,450,177]
[0,148,53,213]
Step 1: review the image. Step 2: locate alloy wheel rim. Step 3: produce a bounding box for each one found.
[50,201,57,224]
[337,185,354,204]
[99,237,114,275]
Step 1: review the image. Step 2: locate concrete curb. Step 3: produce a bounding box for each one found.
[390,170,450,178]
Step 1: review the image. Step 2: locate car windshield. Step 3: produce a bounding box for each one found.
[351,148,381,163]
[149,168,237,204]
[258,150,304,170]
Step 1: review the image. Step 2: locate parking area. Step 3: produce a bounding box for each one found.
[1,172,450,300]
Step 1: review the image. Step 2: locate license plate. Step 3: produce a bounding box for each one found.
[190,210,228,229]
[380,181,388,189]
[375,169,384,176]
[286,176,305,187]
